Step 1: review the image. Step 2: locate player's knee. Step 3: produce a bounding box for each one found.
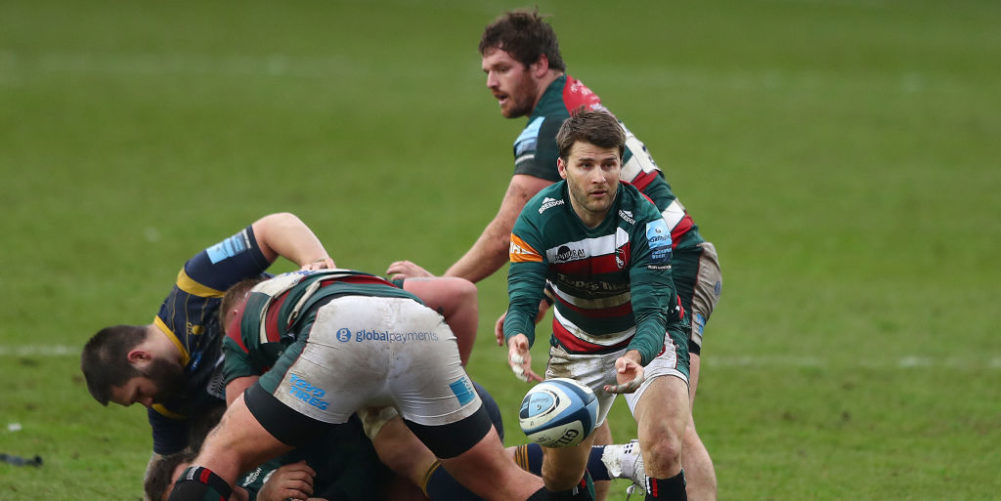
[641,434,683,473]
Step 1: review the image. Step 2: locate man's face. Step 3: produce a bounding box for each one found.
[481,47,538,118]
[558,141,622,225]
[109,357,185,408]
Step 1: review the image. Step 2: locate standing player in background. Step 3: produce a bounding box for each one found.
[387,9,721,501]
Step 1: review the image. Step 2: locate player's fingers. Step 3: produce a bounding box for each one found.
[494,314,506,346]
[510,362,529,382]
[603,375,645,394]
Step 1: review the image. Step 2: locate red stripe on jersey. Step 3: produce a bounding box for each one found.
[670,214,694,249]
[563,77,602,114]
[199,468,210,483]
[320,275,397,288]
[552,317,631,353]
[225,301,249,354]
[263,293,289,343]
[629,170,660,192]
[553,293,634,319]
[551,244,630,275]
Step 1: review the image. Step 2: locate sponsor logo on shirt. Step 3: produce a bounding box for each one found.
[646,219,672,264]
[333,327,439,344]
[539,197,565,214]
[288,373,329,411]
[206,229,251,264]
[449,376,476,406]
[554,245,587,263]
[618,210,635,225]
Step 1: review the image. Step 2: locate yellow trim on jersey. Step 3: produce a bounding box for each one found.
[154,316,191,367]
[176,268,226,298]
[420,460,443,497]
[510,234,543,263]
[151,403,186,420]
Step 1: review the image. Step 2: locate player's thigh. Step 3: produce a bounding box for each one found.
[632,375,690,446]
[671,242,722,354]
[623,331,689,414]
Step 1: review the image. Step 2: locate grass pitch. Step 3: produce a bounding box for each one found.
[2,1,999,499]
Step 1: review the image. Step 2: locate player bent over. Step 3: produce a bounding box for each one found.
[166,268,549,501]
[504,110,691,501]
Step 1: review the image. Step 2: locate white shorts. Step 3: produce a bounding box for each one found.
[545,337,689,427]
[265,295,481,427]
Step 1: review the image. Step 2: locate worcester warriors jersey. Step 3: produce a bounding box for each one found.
[222,269,422,383]
[504,181,682,366]
[149,225,272,454]
[513,74,703,253]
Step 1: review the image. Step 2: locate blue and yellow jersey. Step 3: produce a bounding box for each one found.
[148,225,271,455]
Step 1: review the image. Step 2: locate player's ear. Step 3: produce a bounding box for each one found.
[557,157,568,179]
[530,54,550,78]
[127,348,152,365]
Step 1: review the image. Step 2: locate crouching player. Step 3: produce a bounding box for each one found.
[165,268,550,501]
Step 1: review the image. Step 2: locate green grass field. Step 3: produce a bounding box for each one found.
[2,0,999,499]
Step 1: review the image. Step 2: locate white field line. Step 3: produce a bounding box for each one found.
[2,344,999,370]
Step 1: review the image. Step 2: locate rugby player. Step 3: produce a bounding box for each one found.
[80,213,479,500]
[387,10,721,500]
[503,110,692,501]
[164,268,549,501]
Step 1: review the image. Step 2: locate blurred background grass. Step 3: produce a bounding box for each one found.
[2,0,999,499]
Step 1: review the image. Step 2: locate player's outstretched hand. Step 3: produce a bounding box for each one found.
[258,460,317,501]
[507,334,543,383]
[386,260,434,281]
[603,355,646,394]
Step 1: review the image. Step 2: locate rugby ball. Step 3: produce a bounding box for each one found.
[519,378,599,448]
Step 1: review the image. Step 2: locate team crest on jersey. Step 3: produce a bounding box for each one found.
[539,197,565,214]
[615,245,627,269]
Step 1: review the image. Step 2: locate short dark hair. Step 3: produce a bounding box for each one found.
[81,325,148,405]
[144,449,198,501]
[556,109,626,161]
[479,9,566,72]
[219,277,265,330]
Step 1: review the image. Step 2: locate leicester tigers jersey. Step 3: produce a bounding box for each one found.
[148,225,272,454]
[504,181,684,365]
[512,74,703,254]
[222,269,422,384]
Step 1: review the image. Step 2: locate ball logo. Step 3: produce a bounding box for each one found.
[336,328,352,342]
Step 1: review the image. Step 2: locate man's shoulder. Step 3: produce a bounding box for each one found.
[522,182,567,217]
[618,183,663,219]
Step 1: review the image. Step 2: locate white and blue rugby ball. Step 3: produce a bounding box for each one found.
[519,378,599,448]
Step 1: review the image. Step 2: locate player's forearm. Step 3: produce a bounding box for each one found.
[627,313,668,365]
[252,213,332,267]
[444,228,510,283]
[504,263,547,345]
